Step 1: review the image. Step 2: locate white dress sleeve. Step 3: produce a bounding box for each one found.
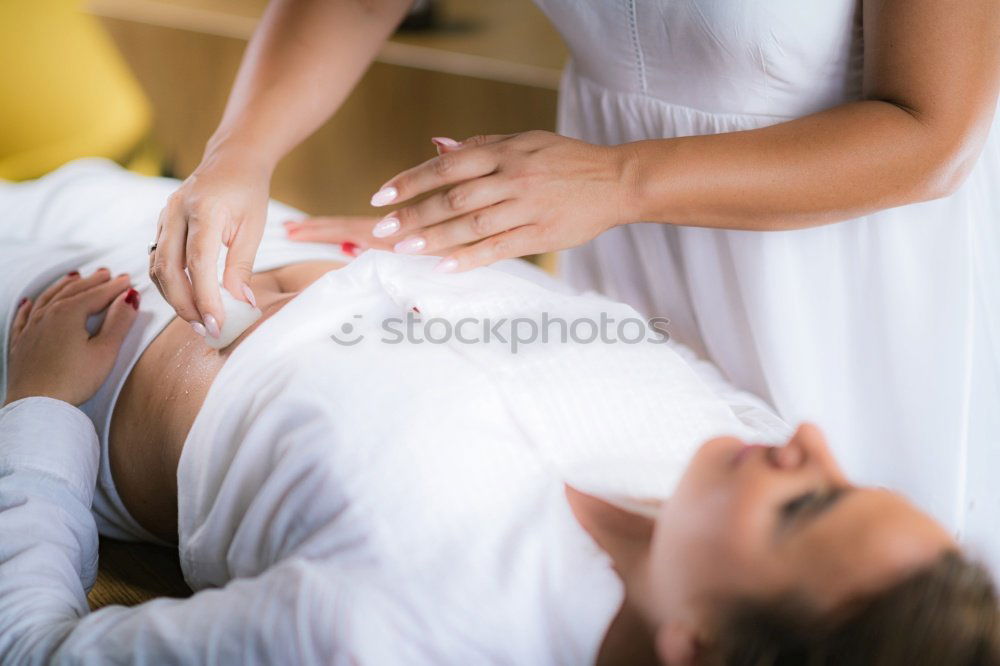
[0,397,379,665]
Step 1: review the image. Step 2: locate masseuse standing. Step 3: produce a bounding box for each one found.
[154,0,1000,564]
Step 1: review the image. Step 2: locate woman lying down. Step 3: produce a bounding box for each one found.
[1,161,998,665]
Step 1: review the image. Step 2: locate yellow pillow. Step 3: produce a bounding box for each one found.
[0,0,151,180]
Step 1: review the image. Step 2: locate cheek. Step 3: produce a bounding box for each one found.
[659,476,776,574]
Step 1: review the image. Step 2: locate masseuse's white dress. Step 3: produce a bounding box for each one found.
[535,0,1000,569]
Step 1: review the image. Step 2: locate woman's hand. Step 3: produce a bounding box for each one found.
[363,131,637,272]
[150,149,271,338]
[282,216,395,257]
[4,269,139,407]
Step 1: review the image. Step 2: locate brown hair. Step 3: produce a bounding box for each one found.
[705,551,1000,666]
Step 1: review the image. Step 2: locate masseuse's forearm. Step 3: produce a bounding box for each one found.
[624,99,992,232]
[205,0,411,170]
[626,0,1000,231]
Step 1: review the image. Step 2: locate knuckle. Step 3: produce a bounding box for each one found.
[396,206,417,227]
[445,186,467,211]
[193,295,215,315]
[489,237,512,258]
[150,261,168,280]
[471,210,492,236]
[434,152,457,177]
[227,258,254,275]
[465,134,488,147]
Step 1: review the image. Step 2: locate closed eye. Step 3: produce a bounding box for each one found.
[778,488,850,536]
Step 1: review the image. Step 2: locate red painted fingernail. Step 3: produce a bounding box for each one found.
[341,241,359,257]
[125,288,140,310]
[18,297,28,307]
[67,270,80,277]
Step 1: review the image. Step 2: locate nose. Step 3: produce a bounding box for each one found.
[772,423,849,483]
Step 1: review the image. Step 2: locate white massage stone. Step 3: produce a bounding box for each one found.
[205,284,262,349]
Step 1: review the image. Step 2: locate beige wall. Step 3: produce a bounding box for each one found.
[94,0,566,217]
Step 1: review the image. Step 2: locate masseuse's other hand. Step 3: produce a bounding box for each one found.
[367,131,635,272]
[151,151,269,336]
[282,216,395,256]
[4,269,139,407]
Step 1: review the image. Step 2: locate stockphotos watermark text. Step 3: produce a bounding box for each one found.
[330,311,671,353]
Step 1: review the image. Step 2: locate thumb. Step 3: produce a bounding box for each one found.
[222,224,264,308]
[94,288,140,351]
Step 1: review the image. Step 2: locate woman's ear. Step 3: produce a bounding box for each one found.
[654,622,701,666]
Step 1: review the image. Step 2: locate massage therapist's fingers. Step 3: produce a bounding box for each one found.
[430,134,507,155]
[370,141,504,211]
[379,176,511,242]
[393,201,521,256]
[150,202,201,325]
[186,214,225,331]
[221,216,265,312]
[91,287,140,354]
[435,225,541,273]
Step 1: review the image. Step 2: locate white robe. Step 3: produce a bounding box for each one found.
[0,161,785,664]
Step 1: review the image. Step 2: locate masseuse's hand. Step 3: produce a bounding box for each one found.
[4,269,139,407]
[151,150,269,337]
[368,131,635,271]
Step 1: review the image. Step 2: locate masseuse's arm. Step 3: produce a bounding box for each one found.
[341,0,1000,271]
[153,0,411,334]
[0,273,372,663]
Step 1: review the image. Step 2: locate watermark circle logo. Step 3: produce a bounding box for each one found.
[330,315,365,346]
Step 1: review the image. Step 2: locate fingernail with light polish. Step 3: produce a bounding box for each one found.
[372,216,400,238]
[394,236,426,254]
[191,321,207,336]
[241,283,257,308]
[370,186,398,207]
[204,313,221,338]
[431,137,460,148]
[434,258,459,273]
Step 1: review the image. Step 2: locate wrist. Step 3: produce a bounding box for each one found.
[609,142,646,227]
[202,126,279,179]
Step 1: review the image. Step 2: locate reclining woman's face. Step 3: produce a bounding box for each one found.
[648,424,956,653]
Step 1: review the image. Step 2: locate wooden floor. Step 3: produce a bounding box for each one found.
[88,539,191,610]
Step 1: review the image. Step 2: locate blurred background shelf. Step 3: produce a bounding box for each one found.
[84,0,567,216]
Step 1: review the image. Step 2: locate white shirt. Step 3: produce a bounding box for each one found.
[0,245,787,664]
